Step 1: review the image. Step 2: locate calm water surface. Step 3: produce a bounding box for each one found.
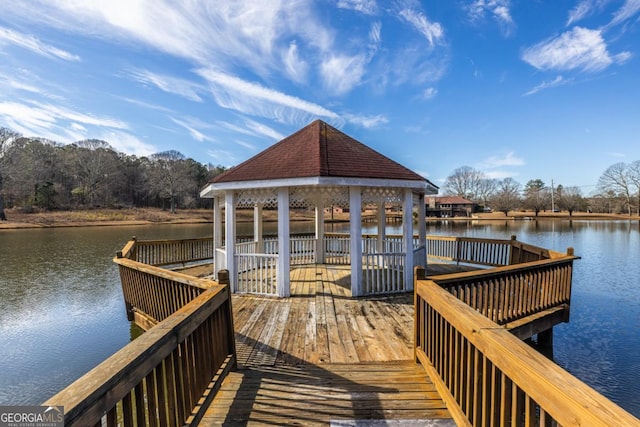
[0,220,638,417]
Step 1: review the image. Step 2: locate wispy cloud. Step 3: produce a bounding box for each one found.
[95,130,157,156]
[170,117,215,142]
[398,8,444,47]
[320,53,369,95]
[0,99,128,148]
[466,0,515,36]
[609,0,640,26]
[478,151,525,169]
[344,113,388,128]
[196,68,343,127]
[566,0,611,26]
[337,0,378,15]
[523,75,570,96]
[282,41,309,84]
[128,69,204,102]
[0,26,80,61]
[522,27,629,72]
[422,87,438,100]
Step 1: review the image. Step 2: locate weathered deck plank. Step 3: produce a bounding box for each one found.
[201,264,457,426]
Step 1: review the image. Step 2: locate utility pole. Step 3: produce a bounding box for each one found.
[551,179,555,212]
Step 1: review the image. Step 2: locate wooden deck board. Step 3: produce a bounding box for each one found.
[200,264,462,425]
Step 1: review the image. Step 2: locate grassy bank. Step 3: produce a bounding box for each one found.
[1,207,637,230]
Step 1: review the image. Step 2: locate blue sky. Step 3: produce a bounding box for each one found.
[0,1,638,192]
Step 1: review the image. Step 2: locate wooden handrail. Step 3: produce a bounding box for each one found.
[118,236,214,266]
[430,256,576,325]
[414,273,639,426]
[114,256,212,325]
[44,284,236,427]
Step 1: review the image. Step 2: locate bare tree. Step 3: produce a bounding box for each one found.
[70,139,120,207]
[627,160,640,215]
[490,178,521,216]
[149,150,192,213]
[443,166,485,201]
[597,162,633,215]
[523,179,549,216]
[0,127,20,220]
[557,186,584,216]
[477,177,498,208]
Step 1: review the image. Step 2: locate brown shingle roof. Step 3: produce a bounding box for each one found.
[428,196,474,205]
[212,120,428,184]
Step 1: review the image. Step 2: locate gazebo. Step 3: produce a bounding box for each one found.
[200,120,438,297]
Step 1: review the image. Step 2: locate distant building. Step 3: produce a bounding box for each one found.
[426,196,475,217]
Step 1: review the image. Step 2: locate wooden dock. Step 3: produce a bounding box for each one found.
[201,265,455,426]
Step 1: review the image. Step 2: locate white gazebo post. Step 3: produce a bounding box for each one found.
[315,201,325,264]
[376,201,386,254]
[417,191,427,269]
[402,189,414,291]
[213,196,223,279]
[350,187,363,296]
[254,203,264,253]
[224,191,236,292]
[277,188,290,297]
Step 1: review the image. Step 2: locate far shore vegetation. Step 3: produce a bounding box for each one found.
[2,127,640,227]
[0,206,638,230]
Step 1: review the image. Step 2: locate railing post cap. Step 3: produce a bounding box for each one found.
[567,247,574,256]
[116,250,123,258]
[511,235,517,240]
[132,236,137,241]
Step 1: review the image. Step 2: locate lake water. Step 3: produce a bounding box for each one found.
[0,220,638,417]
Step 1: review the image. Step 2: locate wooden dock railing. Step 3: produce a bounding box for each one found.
[429,257,574,326]
[414,267,639,427]
[426,235,564,267]
[121,236,214,266]
[44,281,236,427]
[42,238,237,427]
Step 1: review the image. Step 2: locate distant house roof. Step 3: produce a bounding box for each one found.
[428,196,474,205]
[211,120,435,186]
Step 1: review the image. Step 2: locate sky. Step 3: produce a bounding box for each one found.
[0,1,638,193]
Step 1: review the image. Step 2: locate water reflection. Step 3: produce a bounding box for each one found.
[0,220,638,417]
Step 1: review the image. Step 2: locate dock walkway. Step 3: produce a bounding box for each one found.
[201,265,455,426]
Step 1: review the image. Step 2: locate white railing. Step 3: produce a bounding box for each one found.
[235,240,257,255]
[324,235,351,265]
[234,254,278,295]
[290,236,316,265]
[362,252,406,294]
[413,245,426,268]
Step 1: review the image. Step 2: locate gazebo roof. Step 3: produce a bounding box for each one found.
[201,120,438,197]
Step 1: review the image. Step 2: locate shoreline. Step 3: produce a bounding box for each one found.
[1,207,638,230]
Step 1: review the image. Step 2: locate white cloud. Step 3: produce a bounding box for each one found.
[170,117,213,142]
[0,26,80,61]
[96,130,157,156]
[566,0,611,26]
[282,41,308,84]
[0,99,128,147]
[197,68,343,126]
[609,0,640,26]
[479,151,525,169]
[467,0,515,35]
[523,75,570,96]
[337,0,378,15]
[128,69,204,102]
[398,9,444,47]
[422,87,438,100]
[320,53,368,95]
[344,113,388,128]
[522,27,629,72]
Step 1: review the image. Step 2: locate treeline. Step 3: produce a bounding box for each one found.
[443,163,640,216]
[0,127,226,219]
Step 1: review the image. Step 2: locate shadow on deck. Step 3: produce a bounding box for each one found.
[202,264,456,426]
